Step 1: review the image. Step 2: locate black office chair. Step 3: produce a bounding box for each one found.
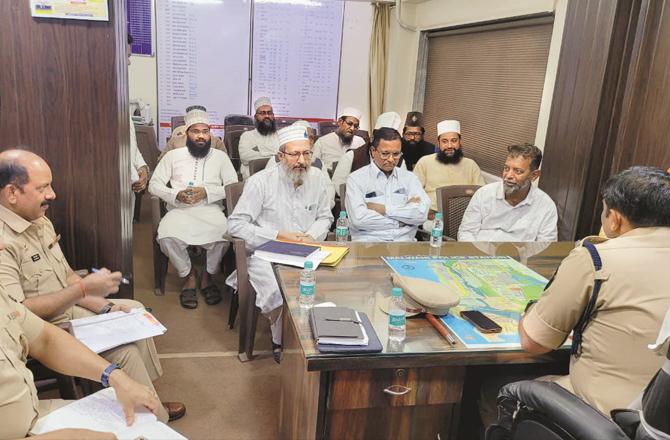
[224,114,254,127]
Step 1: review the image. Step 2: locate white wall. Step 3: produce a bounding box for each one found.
[128,1,373,130]
[385,0,567,150]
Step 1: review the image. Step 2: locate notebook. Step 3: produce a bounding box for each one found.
[254,240,329,268]
[309,306,366,345]
[316,312,383,354]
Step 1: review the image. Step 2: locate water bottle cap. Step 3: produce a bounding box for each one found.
[339,211,347,218]
[435,212,443,220]
[391,287,402,297]
[304,260,313,269]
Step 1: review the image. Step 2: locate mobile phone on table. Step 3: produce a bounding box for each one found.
[460,310,502,333]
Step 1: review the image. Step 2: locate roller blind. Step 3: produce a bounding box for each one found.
[422,19,553,175]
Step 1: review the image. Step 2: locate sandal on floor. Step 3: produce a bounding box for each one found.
[272,342,282,364]
[179,288,198,309]
[201,284,223,306]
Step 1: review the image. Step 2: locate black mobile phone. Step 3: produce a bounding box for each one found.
[460,310,502,333]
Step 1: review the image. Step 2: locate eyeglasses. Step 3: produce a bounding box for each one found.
[343,120,360,129]
[281,150,313,159]
[374,150,403,159]
[188,128,210,135]
[257,110,274,116]
[404,131,422,138]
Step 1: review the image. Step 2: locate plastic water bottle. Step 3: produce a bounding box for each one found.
[388,287,406,342]
[430,212,444,248]
[299,260,315,308]
[335,211,349,243]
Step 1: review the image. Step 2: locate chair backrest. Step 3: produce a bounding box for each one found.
[318,121,338,136]
[225,181,245,215]
[226,124,254,133]
[224,114,254,127]
[134,125,160,170]
[339,183,347,208]
[249,157,269,176]
[224,127,254,172]
[275,117,300,129]
[436,185,480,240]
[171,116,185,132]
[354,129,370,144]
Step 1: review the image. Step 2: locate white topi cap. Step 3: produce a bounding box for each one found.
[374,111,402,131]
[254,96,272,111]
[277,124,309,147]
[437,120,461,136]
[184,105,209,129]
[337,107,362,121]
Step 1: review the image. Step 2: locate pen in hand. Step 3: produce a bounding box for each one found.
[91,267,130,285]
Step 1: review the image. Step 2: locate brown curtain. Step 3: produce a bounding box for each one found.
[422,20,553,174]
[369,3,391,127]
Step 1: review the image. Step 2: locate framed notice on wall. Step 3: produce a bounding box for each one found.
[30,0,109,21]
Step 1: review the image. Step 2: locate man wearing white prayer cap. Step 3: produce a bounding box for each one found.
[226,124,334,362]
[344,112,430,242]
[238,96,280,180]
[413,118,485,228]
[149,105,239,309]
[313,106,366,172]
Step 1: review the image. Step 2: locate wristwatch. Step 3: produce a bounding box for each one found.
[101,363,120,388]
[99,302,115,314]
[524,300,538,314]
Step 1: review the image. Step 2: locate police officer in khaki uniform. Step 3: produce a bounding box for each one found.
[0,149,185,422]
[0,287,161,439]
[519,166,670,416]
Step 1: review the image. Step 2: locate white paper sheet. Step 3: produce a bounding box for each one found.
[71,309,167,353]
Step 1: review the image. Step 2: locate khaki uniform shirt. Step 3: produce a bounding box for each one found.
[413,155,485,211]
[522,227,670,415]
[0,205,75,325]
[0,289,44,439]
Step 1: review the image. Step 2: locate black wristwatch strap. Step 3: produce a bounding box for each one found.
[524,300,538,314]
[99,302,115,314]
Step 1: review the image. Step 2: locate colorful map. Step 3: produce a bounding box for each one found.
[382,256,548,348]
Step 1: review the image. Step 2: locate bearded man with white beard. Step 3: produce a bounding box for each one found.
[457,143,558,242]
[225,124,334,361]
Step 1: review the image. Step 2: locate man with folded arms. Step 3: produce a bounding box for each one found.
[345,112,431,242]
[0,262,160,439]
[0,149,184,422]
[458,143,557,242]
[150,106,238,309]
[226,124,333,360]
[238,96,280,180]
[313,107,366,172]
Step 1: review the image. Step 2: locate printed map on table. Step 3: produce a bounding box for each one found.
[382,256,548,348]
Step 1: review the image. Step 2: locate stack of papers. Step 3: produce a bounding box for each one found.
[318,244,349,267]
[31,388,186,440]
[309,306,368,346]
[71,309,167,354]
[254,240,331,268]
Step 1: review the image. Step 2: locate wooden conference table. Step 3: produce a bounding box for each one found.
[276,241,575,440]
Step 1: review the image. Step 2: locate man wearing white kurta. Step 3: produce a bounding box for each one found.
[346,113,431,242]
[226,124,334,358]
[238,96,280,180]
[149,106,238,308]
[458,143,558,242]
[313,107,366,172]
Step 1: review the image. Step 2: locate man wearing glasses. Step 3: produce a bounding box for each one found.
[400,112,436,171]
[313,107,366,172]
[345,112,431,242]
[226,124,334,359]
[238,96,280,180]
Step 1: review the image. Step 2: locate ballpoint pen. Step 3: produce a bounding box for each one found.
[325,318,361,324]
[91,267,130,285]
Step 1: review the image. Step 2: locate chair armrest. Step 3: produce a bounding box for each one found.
[151,196,162,233]
[496,380,630,440]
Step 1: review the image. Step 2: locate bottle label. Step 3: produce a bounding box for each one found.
[431,228,442,238]
[300,283,315,297]
[336,226,348,237]
[389,313,406,326]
